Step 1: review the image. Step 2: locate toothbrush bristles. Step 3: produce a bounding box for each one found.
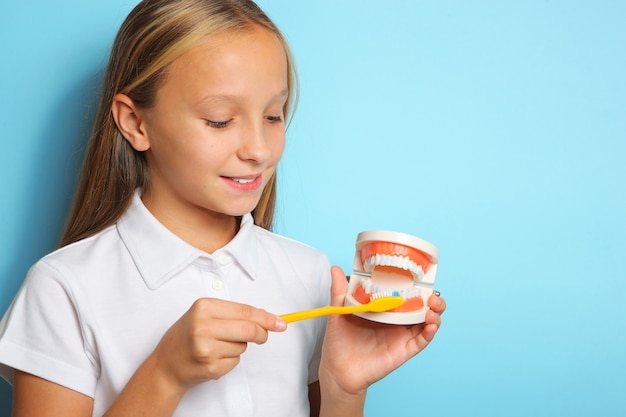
[371,289,398,300]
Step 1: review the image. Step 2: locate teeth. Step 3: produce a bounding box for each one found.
[232,177,255,184]
[363,254,425,281]
[359,277,421,301]
[403,286,421,299]
[371,289,400,300]
[360,277,373,293]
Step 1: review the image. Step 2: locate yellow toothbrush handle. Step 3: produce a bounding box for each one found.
[281,306,356,323]
[280,296,404,323]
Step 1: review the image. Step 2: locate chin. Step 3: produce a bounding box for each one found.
[223,198,264,218]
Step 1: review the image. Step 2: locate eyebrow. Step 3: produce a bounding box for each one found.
[197,89,289,106]
[197,94,236,105]
[275,89,290,100]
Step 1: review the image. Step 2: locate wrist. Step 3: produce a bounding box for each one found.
[147,347,189,399]
[103,352,187,417]
[318,368,366,417]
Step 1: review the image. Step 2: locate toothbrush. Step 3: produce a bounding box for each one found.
[280,295,404,323]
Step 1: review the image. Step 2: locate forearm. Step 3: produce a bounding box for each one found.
[103,352,187,417]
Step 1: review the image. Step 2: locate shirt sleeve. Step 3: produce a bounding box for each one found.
[307,253,332,384]
[0,260,99,397]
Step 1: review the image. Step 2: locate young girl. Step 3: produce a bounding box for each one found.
[0,1,445,416]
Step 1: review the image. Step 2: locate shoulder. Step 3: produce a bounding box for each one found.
[31,224,123,289]
[41,224,119,265]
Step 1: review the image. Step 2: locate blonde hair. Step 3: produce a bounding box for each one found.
[61,0,298,247]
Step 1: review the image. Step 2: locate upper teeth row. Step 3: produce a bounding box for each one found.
[363,254,425,281]
[233,178,255,184]
[360,277,422,300]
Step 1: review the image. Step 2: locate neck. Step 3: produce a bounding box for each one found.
[141,190,240,254]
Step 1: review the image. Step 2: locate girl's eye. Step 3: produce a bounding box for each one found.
[266,115,284,124]
[206,119,232,129]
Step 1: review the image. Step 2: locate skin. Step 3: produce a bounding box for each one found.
[117,26,288,254]
[11,24,446,417]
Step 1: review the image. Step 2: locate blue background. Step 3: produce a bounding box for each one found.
[1,1,624,415]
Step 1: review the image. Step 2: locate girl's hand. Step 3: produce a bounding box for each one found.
[152,298,287,392]
[319,266,446,398]
[15,299,288,417]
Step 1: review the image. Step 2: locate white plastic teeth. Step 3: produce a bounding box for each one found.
[360,277,422,301]
[371,289,400,300]
[362,254,425,281]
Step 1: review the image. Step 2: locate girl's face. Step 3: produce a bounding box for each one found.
[133,25,288,234]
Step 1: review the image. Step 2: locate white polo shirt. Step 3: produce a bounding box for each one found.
[0,192,331,417]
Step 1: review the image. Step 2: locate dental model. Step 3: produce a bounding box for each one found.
[344,230,439,325]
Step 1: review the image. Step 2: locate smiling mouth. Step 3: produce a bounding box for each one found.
[223,175,262,190]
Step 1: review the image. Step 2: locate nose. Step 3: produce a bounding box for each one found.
[238,120,272,163]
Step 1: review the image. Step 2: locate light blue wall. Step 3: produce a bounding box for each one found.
[1,1,625,415]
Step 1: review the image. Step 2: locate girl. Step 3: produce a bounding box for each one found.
[0,1,446,416]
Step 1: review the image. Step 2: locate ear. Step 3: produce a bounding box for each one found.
[111,93,151,151]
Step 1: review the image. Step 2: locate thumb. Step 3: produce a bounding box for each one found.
[329,265,349,307]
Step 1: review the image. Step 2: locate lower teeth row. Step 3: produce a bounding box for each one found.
[360,277,421,300]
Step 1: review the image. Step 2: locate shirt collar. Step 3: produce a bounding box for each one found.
[218,213,258,282]
[117,191,258,289]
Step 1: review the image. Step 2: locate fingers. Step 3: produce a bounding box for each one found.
[424,294,444,335]
[191,298,287,337]
[427,292,446,315]
[329,265,348,307]
[185,299,284,371]
[162,298,286,384]
[194,318,269,349]
[404,294,445,355]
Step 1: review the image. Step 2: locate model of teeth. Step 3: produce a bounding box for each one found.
[345,230,439,325]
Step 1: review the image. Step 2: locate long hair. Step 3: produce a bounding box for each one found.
[60,0,298,247]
